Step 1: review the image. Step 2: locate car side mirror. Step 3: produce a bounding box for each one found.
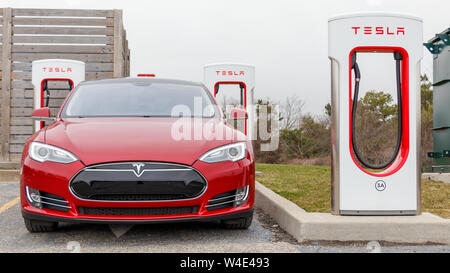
[31,107,55,122]
[229,108,248,120]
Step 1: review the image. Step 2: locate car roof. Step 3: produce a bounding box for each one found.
[78,77,204,87]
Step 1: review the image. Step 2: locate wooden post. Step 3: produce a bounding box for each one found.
[126,47,131,76]
[113,9,124,78]
[1,7,12,161]
[124,34,130,76]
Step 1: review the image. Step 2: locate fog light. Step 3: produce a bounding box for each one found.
[30,192,41,202]
[26,187,42,209]
[233,186,249,207]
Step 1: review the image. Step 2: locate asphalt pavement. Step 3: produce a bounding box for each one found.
[0,182,448,253]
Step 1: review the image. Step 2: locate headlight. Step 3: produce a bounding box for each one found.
[29,142,79,164]
[199,142,246,163]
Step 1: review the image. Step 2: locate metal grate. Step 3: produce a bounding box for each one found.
[206,189,236,211]
[40,191,71,212]
[77,206,199,216]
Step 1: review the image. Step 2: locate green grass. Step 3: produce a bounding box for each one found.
[422,179,450,218]
[256,163,331,213]
[256,163,450,218]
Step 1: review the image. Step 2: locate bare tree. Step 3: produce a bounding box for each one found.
[280,95,304,130]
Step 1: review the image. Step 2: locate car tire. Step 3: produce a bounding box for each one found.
[24,218,58,233]
[221,213,253,229]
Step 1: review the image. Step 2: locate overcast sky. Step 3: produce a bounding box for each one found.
[4,0,449,115]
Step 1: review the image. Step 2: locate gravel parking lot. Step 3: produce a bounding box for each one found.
[0,182,448,253]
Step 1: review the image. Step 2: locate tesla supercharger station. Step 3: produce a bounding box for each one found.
[204,63,255,140]
[328,13,423,215]
[32,59,85,132]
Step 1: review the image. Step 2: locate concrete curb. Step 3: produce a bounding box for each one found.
[255,181,450,244]
[423,173,450,184]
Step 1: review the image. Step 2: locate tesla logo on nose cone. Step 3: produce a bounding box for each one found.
[132,163,146,177]
[375,180,386,191]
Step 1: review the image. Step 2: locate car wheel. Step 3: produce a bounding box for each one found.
[24,218,58,233]
[221,213,253,229]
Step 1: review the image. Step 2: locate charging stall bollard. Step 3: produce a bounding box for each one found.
[32,59,85,132]
[204,63,255,140]
[328,13,423,215]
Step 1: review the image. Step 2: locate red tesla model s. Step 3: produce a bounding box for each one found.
[20,78,255,232]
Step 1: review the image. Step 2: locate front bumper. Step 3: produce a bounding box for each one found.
[22,208,254,225]
[20,156,255,223]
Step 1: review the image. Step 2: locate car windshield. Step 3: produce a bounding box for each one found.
[61,80,220,118]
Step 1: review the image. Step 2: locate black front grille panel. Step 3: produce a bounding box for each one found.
[78,206,198,216]
[70,163,207,202]
[90,193,186,201]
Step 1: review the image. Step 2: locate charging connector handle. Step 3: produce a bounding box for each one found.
[43,80,50,108]
[351,52,403,169]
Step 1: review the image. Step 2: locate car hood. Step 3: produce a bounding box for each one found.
[44,117,240,166]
